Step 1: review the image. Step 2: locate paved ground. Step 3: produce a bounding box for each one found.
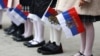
[0,12,100,56]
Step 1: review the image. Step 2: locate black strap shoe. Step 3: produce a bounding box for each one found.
[37,41,51,53]
[40,42,63,55]
[13,35,33,42]
[23,40,45,47]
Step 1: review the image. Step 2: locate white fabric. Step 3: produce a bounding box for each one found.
[27,13,40,22]
[29,20,44,45]
[53,28,62,46]
[56,13,73,38]
[23,19,33,38]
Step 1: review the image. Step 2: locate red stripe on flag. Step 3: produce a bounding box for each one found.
[3,0,8,8]
[48,7,58,16]
[68,7,85,33]
[23,11,29,16]
[16,4,22,10]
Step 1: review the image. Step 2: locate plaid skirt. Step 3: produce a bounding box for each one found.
[79,15,100,23]
[22,6,30,12]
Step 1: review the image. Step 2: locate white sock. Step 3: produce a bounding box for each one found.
[30,19,44,45]
[50,27,54,43]
[29,20,38,44]
[53,28,62,46]
[23,19,33,38]
[0,10,3,25]
[36,20,44,42]
[22,19,28,36]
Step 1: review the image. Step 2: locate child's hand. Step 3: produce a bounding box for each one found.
[79,0,88,6]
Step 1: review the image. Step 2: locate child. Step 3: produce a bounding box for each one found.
[37,0,100,56]
[5,0,24,35]
[13,0,33,41]
[74,0,100,56]
[23,0,55,47]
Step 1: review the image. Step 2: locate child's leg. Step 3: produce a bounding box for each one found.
[84,23,94,56]
[53,28,62,46]
[36,20,44,42]
[22,19,28,36]
[26,21,44,47]
[50,27,54,43]
[23,19,33,38]
[37,27,63,55]
[80,31,86,53]
[0,10,3,25]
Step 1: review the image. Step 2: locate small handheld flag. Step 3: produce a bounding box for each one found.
[0,0,8,9]
[56,7,85,38]
[10,4,29,25]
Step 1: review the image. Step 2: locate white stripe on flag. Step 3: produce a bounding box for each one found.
[6,9,21,26]
[56,13,73,38]
[0,5,2,10]
[10,10,25,24]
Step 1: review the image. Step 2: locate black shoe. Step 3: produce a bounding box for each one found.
[39,42,63,55]
[37,41,51,53]
[12,23,24,37]
[24,41,45,47]
[4,25,18,35]
[13,35,33,42]
[0,25,2,29]
[4,25,13,32]
[4,23,17,33]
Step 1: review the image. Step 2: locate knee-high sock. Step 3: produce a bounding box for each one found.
[22,19,28,36]
[30,20,44,45]
[23,19,33,38]
[36,20,44,42]
[0,10,3,25]
[29,20,38,44]
[53,28,62,46]
[84,23,94,56]
[50,27,54,43]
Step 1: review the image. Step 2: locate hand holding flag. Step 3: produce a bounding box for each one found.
[56,7,85,38]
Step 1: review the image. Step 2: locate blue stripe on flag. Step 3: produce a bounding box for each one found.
[14,8,27,20]
[0,0,5,8]
[62,11,79,35]
[45,12,51,18]
[9,8,13,11]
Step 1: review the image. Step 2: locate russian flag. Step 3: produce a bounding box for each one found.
[41,7,61,30]
[0,0,8,9]
[56,7,85,38]
[10,4,29,26]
